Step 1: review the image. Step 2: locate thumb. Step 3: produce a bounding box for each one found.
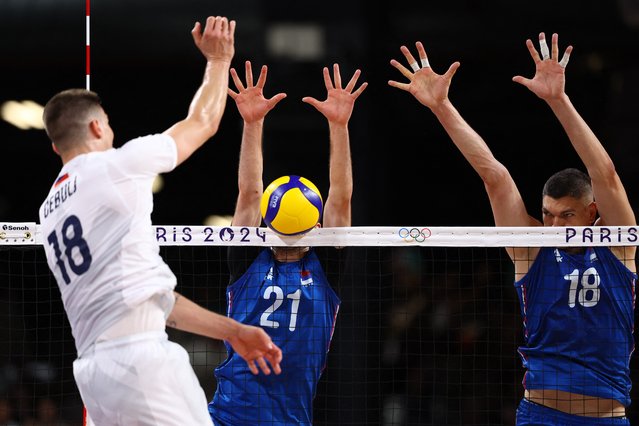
[512,75,531,88]
[267,93,287,109]
[302,97,321,109]
[444,61,461,80]
[191,22,202,45]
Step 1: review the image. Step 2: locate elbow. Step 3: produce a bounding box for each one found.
[189,113,220,139]
[591,157,619,184]
[237,188,263,206]
[204,121,220,138]
[322,199,351,228]
[481,163,511,192]
[327,187,352,207]
[238,177,263,199]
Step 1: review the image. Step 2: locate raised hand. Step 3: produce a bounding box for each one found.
[388,41,460,110]
[512,32,573,101]
[227,324,283,375]
[229,61,287,123]
[191,16,236,62]
[302,64,367,125]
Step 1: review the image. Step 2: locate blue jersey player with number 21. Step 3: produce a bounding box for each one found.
[208,60,366,425]
[388,33,636,424]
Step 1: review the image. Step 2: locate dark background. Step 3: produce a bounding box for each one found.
[2,1,639,425]
[2,0,639,227]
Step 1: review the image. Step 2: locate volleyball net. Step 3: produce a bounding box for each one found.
[0,223,637,425]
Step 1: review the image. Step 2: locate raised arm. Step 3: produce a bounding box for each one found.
[302,64,367,227]
[164,16,235,166]
[388,42,534,230]
[167,292,282,376]
[512,33,636,229]
[229,61,286,227]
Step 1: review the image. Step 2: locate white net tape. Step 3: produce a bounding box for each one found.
[2,222,638,247]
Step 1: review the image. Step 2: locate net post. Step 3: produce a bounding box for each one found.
[85,0,90,90]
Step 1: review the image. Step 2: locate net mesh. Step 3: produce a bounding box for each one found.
[0,225,637,425]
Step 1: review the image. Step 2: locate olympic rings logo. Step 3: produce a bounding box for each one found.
[398,227,431,242]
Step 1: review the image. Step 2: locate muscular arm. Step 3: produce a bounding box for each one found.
[303,64,367,228]
[229,62,286,227]
[430,100,532,228]
[232,118,264,227]
[388,42,537,267]
[167,292,282,375]
[513,33,636,267]
[323,122,352,227]
[547,96,635,228]
[513,33,635,229]
[164,16,235,167]
[388,43,532,228]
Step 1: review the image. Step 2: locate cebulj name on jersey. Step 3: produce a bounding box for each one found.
[43,176,77,219]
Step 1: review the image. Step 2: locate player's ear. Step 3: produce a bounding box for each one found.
[51,143,60,155]
[588,201,597,225]
[89,119,103,138]
[316,223,322,228]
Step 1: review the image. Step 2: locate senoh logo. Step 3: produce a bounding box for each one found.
[2,225,29,231]
[399,227,431,242]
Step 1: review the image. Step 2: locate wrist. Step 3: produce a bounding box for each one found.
[206,58,233,69]
[430,98,455,116]
[221,316,242,342]
[328,121,348,130]
[244,117,265,126]
[545,93,570,109]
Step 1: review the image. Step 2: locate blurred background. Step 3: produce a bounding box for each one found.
[2,1,639,425]
[2,0,639,227]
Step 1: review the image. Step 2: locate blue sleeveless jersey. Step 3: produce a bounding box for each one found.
[209,248,341,425]
[515,247,636,406]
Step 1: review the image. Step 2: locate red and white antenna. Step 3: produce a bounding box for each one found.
[80,5,97,419]
[85,0,91,90]
[82,5,93,425]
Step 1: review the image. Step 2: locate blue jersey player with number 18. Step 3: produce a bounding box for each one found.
[389,33,636,424]
[208,61,366,425]
[38,16,282,426]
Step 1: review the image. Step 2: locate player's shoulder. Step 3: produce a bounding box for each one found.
[118,133,174,153]
[113,133,178,172]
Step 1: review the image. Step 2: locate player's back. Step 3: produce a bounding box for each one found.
[39,135,178,356]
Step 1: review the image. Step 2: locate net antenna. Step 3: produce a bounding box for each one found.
[83,5,92,425]
[85,0,91,90]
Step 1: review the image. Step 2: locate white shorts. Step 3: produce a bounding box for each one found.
[74,331,212,426]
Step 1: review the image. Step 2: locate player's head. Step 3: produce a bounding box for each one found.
[43,89,113,155]
[271,246,309,262]
[541,168,596,227]
[269,223,321,262]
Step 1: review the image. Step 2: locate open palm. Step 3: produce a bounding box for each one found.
[302,64,367,125]
[229,61,286,123]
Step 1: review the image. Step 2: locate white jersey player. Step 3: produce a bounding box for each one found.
[40,134,178,356]
[38,16,282,426]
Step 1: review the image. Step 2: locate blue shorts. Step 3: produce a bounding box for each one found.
[516,399,629,426]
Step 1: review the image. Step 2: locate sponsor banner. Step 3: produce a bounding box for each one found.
[0,223,37,244]
[5,223,638,247]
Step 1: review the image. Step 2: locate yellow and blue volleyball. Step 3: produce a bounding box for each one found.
[260,175,323,236]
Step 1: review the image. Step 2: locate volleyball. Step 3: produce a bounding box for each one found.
[260,175,323,236]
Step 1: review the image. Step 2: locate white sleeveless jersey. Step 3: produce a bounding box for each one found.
[39,134,178,356]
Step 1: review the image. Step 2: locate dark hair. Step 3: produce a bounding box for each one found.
[542,168,593,201]
[42,89,103,150]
